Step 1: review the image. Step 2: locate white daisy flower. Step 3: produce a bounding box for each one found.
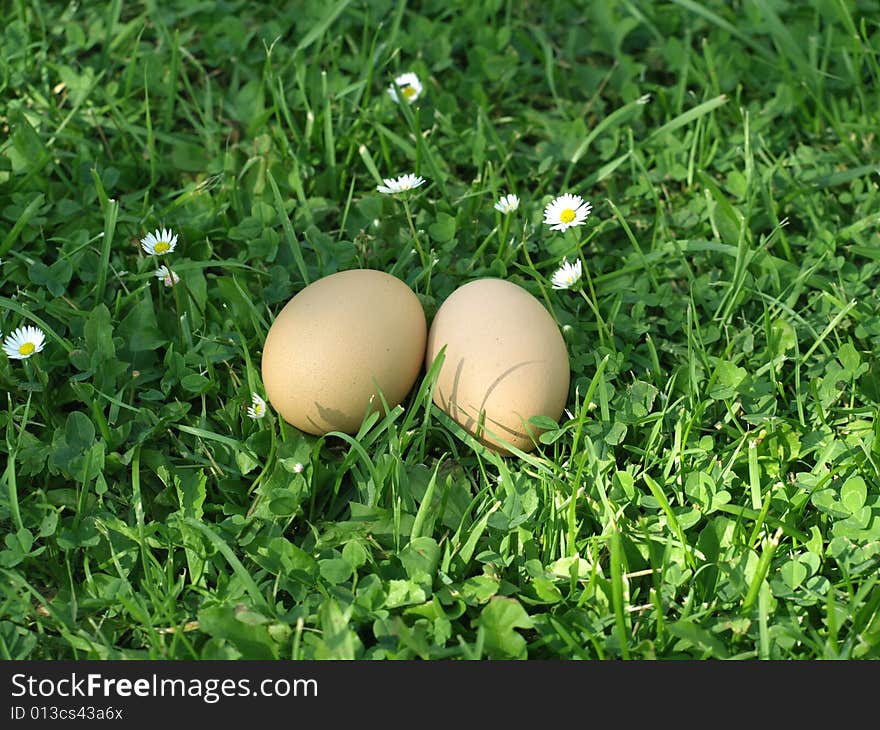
[292,462,305,474]
[155,265,180,287]
[494,194,520,214]
[246,393,268,420]
[543,193,592,232]
[387,72,423,104]
[376,173,426,195]
[550,259,583,290]
[140,227,178,256]
[3,326,46,360]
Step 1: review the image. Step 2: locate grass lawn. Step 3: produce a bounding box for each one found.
[2,0,880,660]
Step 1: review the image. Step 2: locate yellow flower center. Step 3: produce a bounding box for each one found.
[19,342,35,356]
[155,241,171,254]
[402,86,416,99]
[560,208,576,223]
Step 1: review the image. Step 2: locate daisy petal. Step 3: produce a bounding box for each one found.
[140,227,179,256]
[2,325,47,360]
[494,194,520,214]
[387,72,423,104]
[155,265,180,287]
[550,259,583,290]
[246,393,268,420]
[376,173,427,195]
[543,194,592,232]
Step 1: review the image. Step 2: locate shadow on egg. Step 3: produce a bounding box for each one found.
[424,277,571,455]
[438,355,549,454]
[309,402,356,435]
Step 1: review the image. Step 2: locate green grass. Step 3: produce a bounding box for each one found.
[2,0,880,660]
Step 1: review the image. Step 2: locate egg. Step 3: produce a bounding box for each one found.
[425,278,570,454]
[261,269,427,435]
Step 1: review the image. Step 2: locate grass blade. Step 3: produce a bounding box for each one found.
[648,94,728,140]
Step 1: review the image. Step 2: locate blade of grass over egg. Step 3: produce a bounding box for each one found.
[403,347,446,461]
[267,169,310,285]
[355,405,404,448]
[430,406,554,476]
[362,381,398,441]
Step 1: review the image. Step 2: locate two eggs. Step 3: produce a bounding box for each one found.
[261,269,570,454]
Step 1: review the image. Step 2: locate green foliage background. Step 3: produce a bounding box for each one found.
[2,0,880,659]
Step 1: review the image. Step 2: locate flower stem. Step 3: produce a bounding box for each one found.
[24,358,48,391]
[575,251,612,348]
[496,213,512,261]
[401,197,431,293]
[171,275,187,349]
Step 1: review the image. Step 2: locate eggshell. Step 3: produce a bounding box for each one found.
[261,269,427,435]
[425,278,570,454]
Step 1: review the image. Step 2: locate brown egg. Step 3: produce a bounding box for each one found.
[425,278,570,454]
[261,269,427,435]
